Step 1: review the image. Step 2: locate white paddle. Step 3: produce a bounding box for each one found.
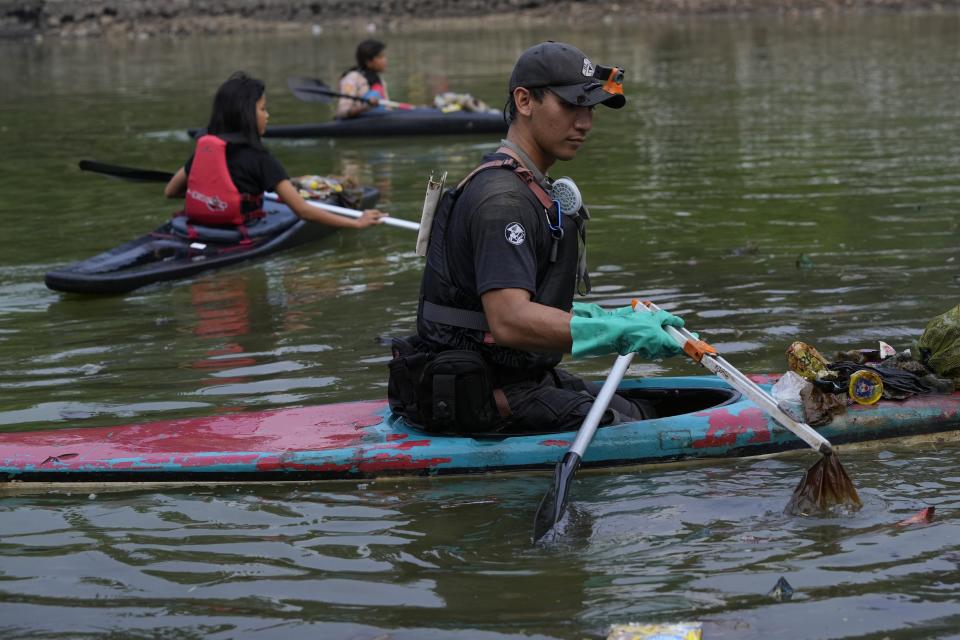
[264,191,420,231]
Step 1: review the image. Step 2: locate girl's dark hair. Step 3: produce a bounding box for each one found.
[206,71,266,148]
[503,86,546,124]
[355,39,386,70]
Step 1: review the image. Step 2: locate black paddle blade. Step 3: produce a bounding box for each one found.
[286,76,336,104]
[78,160,174,183]
[785,452,862,515]
[533,451,582,543]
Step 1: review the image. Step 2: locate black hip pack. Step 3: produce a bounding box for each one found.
[387,336,499,434]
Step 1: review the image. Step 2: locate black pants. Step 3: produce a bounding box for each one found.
[493,368,656,434]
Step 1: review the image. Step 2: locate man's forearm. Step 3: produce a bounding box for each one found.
[481,289,573,353]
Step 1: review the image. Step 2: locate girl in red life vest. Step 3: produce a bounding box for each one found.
[165,71,386,229]
[335,39,390,119]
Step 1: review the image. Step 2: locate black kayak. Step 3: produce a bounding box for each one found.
[191,109,507,140]
[45,188,379,295]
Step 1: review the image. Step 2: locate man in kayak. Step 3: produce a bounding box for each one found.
[165,72,385,231]
[336,39,390,119]
[388,42,685,435]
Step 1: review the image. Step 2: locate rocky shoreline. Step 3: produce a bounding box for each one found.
[3,0,959,39]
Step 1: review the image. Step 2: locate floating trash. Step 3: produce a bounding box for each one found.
[785,451,862,515]
[796,253,814,270]
[767,576,794,601]
[607,622,702,640]
[896,506,935,527]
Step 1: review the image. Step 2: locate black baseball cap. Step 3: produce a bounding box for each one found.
[508,41,626,109]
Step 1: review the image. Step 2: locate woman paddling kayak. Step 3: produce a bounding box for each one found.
[335,39,390,119]
[165,71,387,232]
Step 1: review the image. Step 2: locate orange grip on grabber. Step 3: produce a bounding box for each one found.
[682,337,717,363]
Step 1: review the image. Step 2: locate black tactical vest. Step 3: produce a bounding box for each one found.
[416,155,585,376]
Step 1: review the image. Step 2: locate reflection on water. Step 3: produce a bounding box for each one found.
[1,11,959,639]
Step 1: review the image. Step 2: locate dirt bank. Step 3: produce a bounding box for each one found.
[3,0,959,39]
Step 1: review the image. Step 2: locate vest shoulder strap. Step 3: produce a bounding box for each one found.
[455,158,556,212]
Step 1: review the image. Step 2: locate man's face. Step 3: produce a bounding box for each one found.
[526,90,594,162]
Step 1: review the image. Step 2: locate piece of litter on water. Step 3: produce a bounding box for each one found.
[895,506,935,527]
[767,576,794,601]
[607,622,702,640]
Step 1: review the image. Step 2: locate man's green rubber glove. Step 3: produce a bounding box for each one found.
[571,302,636,318]
[570,308,686,359]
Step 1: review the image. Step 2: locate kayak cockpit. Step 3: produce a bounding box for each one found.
[621,386,740,419]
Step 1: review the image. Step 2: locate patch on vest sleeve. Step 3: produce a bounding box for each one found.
[504,222,526,246]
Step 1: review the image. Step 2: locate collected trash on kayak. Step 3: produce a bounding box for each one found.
[433,92,496,113]
[776,332,960,515]
[781,340,956,424]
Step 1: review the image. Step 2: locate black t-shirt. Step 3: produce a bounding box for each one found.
[446,154,578,308]
[184,142,289,196]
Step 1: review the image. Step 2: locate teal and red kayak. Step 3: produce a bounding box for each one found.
[2,376,958,485]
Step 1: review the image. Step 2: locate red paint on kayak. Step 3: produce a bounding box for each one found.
[692,406,771,448]
[255,457,354,474]
[388,439,431,451]
[541,440,572,447]
[0,401,388,469]
[357,453,452,473]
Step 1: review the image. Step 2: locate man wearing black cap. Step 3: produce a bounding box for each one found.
[388,42,685,434]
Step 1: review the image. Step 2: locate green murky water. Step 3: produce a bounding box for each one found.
[1,13,959,639]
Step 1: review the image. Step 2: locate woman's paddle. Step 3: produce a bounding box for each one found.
[286,76,416,111]
[533,352,635,543]
[78,160,420,232]
[79,160,174,183]
[638,300,861,515]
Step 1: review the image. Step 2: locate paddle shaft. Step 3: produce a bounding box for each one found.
[642,301,832,454]
[79,161,419,232]
[290,83,414,110]
[532,351,635,542]
[567,353,635,457]
[264,191,419,231]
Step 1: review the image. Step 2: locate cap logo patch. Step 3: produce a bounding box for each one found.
[581,58,595,77]
[504,222,526,245]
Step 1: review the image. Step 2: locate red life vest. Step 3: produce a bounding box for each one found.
[184,135,263,227]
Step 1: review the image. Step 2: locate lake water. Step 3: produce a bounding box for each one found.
[1,12,959,639]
